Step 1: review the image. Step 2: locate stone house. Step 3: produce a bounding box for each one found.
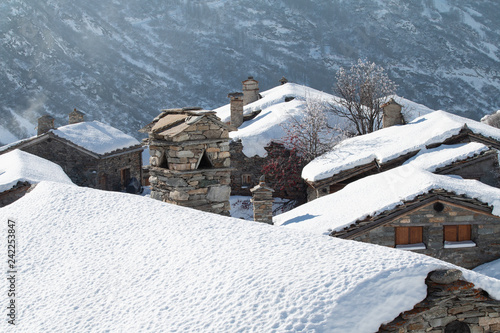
[141,107,233,215]
[274,166,500,269]
[331,189,500,269]
[0,111,143,192]
[303,110,500,201]
[0,149,74,207]
[215,78,336,204]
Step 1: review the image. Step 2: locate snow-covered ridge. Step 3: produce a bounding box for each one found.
[0,121,141,156]
[0,149,73,192]
[275,167,500,235]
[302,111,500,182]
[1,181,499,332]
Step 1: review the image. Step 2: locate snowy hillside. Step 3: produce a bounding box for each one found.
[1,181,499,332]
[1,0,499,143]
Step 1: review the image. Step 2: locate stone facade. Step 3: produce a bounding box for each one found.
[18,137,143,191]
[346,198,500,269]
[146,108,232,215]
[251,176,274,224]
[229,140,307,204]
[379,269,500,332]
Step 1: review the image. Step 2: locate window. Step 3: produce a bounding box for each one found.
[241,174,252,187]
[395,226,425,250]
[443,225,475,248]
[196,149,213,169]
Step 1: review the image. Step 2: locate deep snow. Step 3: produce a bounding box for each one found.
[1,181,499,332]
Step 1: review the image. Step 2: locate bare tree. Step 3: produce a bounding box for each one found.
[283,97,346,162]
[330,59,397,135]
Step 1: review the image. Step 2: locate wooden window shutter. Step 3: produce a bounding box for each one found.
[395,226,423,245]
[458,225,471,242]
[410,227,423,244]
[444,225,471,242]
[395,227,409,245]
[444,225,458,242]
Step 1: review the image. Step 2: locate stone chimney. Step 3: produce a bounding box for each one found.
[251,175,274,224]
[37,115,55,135]
[382,98,404,128]
[69,108,85,124]
[228,92,244,128]
[242,76,259,106]
[279,76,288,85]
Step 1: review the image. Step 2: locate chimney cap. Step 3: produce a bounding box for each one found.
[381,98,402,109]
[228,92,244,99]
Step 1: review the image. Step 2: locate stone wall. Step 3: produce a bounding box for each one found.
[0,182,31,208]
[438,152,500,189]
[149,166,231,215]
[21,137,142,191]
[229,140,265,196]
[98,150,143,191]
[22,138,99,187]
[353,201,500,269]
[379,269,500,332]
[230,140,307,204]
[148,112,232,215]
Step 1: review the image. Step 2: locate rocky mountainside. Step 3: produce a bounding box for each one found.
[1,0,499,143]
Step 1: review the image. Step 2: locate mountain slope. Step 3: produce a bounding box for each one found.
[1,0,499,143]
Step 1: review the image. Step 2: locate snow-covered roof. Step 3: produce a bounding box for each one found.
[0,149,74,192]
[474,258,500,280]
[1,181,499,332]
[275,167,500,236]
[0,121,141,156]
[403,142,491,172]
[52,121,141,155]
[302,111,500,182]
[214,83,434,157]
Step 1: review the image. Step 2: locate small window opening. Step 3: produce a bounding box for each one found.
[445,320,470,333]
[159,152,168,168]
[433,202,444,212]
[196,150,213,169]
[242,174,252,186]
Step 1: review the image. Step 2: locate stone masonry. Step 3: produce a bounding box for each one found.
[379,269,500,332]
[146,108,233,215]
[351,199,500,269]
[251,176,274,224]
